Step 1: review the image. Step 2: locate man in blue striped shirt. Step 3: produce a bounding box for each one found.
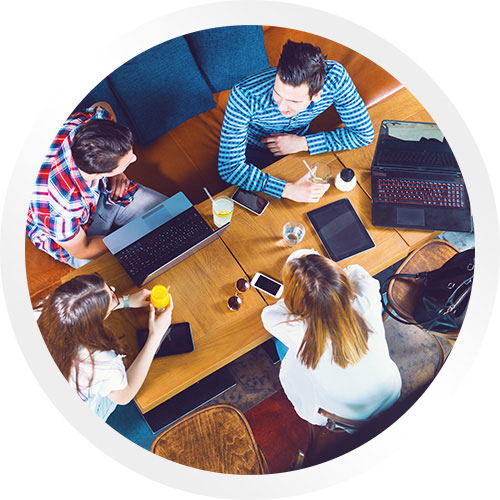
[218,40,374,203]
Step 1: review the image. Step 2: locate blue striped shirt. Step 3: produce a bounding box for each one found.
[218,61,374,198]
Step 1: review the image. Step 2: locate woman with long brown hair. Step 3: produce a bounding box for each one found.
[261,249,401,426]
[37,274,173,420]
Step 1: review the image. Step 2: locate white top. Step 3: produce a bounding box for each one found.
[69,347,128,421]
[261,261,402,426]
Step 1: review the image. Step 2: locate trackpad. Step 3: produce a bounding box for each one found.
[143,204,171,229]
[397,207,425,226]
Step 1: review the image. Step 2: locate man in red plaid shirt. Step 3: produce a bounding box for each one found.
[27,103,166,268]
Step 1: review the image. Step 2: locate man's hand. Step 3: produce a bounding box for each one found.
[261,133,308,156]
[282,171,330,203]
[107,173,131,200]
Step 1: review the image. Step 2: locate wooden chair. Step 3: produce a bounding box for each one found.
[385,239,461,370]
[150,404,269,474]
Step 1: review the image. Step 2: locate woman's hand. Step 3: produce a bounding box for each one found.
[147,297,174,342]
[128,289,152,308]
[108,296,174,407]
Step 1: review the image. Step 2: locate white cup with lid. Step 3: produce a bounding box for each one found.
[334,167,357,192]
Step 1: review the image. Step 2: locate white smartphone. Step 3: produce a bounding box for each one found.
[231,187,269,216]
[251,272,284,298]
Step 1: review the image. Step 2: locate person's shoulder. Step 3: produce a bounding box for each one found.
[345,265,381,313]
[78,348,124,368]
[69,105,111,124]
[324,60,350,87]
[233,66,276,98]
[325,60,347,74]
[45,107,104,160]
[44,163,84,216]
[345,264,380,295]
[261,299,289,326]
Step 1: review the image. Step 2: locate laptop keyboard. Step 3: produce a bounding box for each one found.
[116,208,213,278]
[376,178,466,208]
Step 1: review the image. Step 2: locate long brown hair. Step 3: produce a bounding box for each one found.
[282,254,370,370]
[37,274,127,395]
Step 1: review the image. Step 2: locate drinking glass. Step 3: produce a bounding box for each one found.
[282,221,305,246]
[310,162,332,184]
[212,196,234,228]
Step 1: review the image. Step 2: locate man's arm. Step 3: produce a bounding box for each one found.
[56,228,108,260]
[305,63,374,154]
[218,86,287,198]
[261,133,309,156]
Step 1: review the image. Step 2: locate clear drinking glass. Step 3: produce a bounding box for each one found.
[282,221,305,246]
[212,196,234,228]
[310,162,332,184]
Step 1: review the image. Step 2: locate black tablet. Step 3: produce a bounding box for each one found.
[136,322,194,357]
[306,198,375,261]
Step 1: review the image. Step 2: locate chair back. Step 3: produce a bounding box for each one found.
[150,404,269,474]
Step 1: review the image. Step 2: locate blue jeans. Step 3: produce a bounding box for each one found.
[274,338,289,362]
[65,184,167,269]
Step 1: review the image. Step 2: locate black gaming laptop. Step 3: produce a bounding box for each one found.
[371,120,473,232]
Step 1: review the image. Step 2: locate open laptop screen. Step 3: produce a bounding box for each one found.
[375,120,459,171]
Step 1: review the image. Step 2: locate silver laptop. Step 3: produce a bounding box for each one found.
[103,192,229,287]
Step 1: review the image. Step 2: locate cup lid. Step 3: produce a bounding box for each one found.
[151,285,170,308]
[340,168,355,182]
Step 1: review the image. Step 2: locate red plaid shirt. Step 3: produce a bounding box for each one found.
[26,106,138,263]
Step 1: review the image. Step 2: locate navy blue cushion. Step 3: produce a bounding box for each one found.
[186,26,270,93]
[108,36,216,146]
[73,78,136,136]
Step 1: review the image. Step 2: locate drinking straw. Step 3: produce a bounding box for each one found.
[203,187,215,203]
[302,159,315,176]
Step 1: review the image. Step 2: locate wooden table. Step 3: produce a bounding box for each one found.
[63,88,441,413]
[197,153,411,285]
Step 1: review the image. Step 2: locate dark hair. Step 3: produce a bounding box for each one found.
[71,119,134,174]
[277,40,327,98]
[37,274,127,395]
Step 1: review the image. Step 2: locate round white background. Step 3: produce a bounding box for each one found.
[1,1,498,499]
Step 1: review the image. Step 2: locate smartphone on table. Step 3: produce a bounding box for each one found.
[231,187,269,216]
[251,272,284,298]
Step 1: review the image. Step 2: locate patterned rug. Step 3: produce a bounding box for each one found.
[203,344,281,412]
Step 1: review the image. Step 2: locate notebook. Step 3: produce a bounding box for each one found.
[371,120,472,232]
[103,192,229,287]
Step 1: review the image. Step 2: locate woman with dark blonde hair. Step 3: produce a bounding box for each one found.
[37,274,173,420]
[261,249,401,427]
